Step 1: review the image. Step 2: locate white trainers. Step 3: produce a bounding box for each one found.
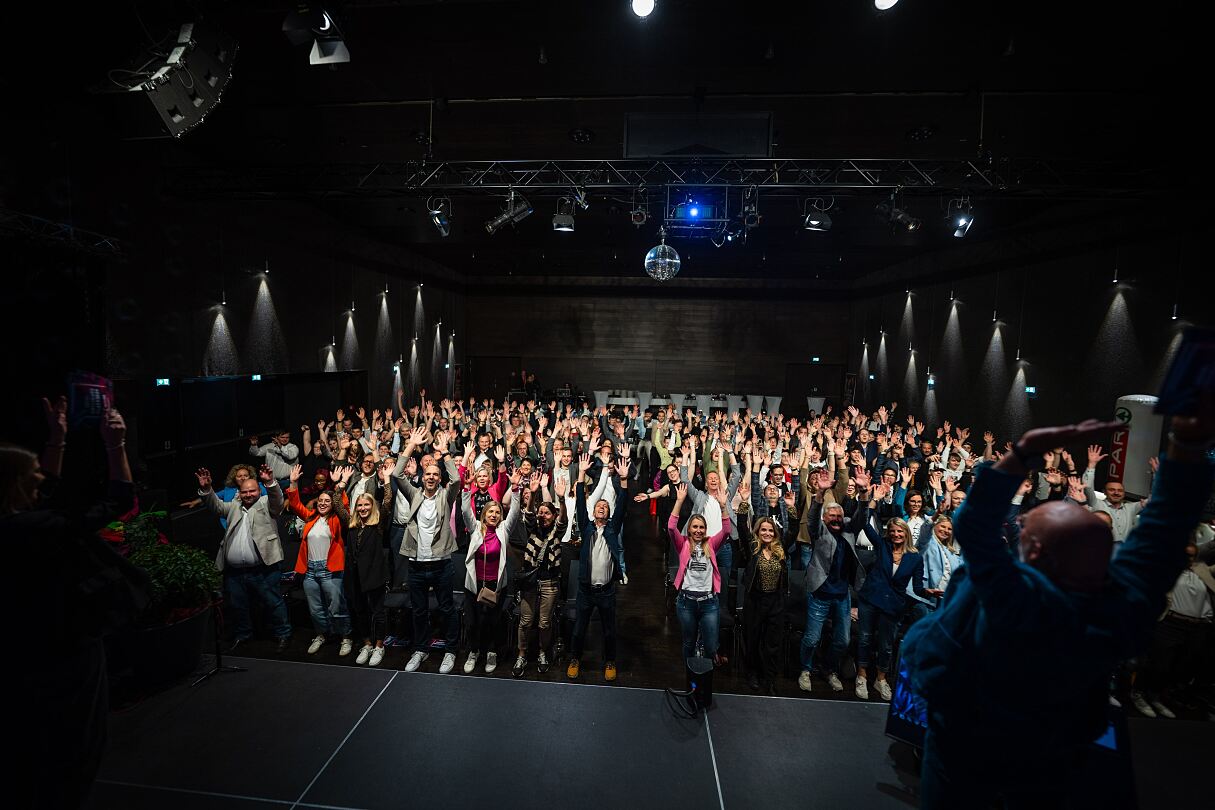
[440,652,457,674]
[485,652,498,674]
[1130,692,1157,718]
[463,652,479,674]
[404,651,428,672]
[875,679,893,701]
[1109,695,1122,708]
[368,647,385,667]
[1149,699,1176,719]
[827,673,844,692]
[798,670,813,692]
[307,635,325,654]
[338,638,354,657]
[537,651,550,673]
[355,644,373,665]
[855,676,869,700]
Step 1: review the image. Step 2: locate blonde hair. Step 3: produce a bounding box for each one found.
[886,517,918,553]
[224,463,258,488]
[349,492,381,529]
[686,514,710,553]
[479,499,504,537]
[932,514,959,553]
[750,516,786,562]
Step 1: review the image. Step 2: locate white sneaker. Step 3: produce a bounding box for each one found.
[368,647,385,667]
[440,652,457,674]
[338,638,354,657]
[537,651,550,673]
[855,676,869,700]
[1109,695,1122,708]
[875,679,892,701]
[355,644,373,665]
[404,651,428,672]
[621,574,629,586]
[827,673,844,692]
[1149,699,1176,719]
[463,652,479,674]
[307,635,325,654]
[1130,692,1157,718]
[798,671,812,692]
[485,652,498,674]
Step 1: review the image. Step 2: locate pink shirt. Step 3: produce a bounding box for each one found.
[667,514,731,593]
[475,530,502,582]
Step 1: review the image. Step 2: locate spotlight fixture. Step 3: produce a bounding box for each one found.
[948,198,974,238]
[485,191,533,234]
[875,198,921,231]
[553,197,576,232]
[643,227,680,282]
[802,198,833,231]
[573,188,589,210]
[742,186,760,229]
[631,208,648,226]
[632,0,656,18]
[428,197,451,238]
[283,6,350,65]
[875,0,900,9]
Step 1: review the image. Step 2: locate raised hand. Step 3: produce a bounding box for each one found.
[871,481,892,502]
[633,492,649,503]
[1148,456,1160,474]
[409,426,427,447]
[1067,475,1086,501]
[853,468,872,491]
[258,464,274,483]
[928,470,943,490]
[378,464,392,483]
[509,468,524,488]
[289,464,303,484]
[494,445,506,463]
[1087,444,1108,468]
[578,453,593,475]
[336,408,345,422]
[42,395,67,440]
[433,431,450,455]
[983,431,995,445]
[356,407,366,421]
[616,458,631,479]
[1044,467,1064,486]
[100,407,127,448]
[529,472,542,493]
[621,442,631,459]
[588,434,601,455]
[555,476,568,498]
[943,476,958,493]
[249,434,261,446]
[900,466,912,487]
[674,482,688,502]
[195,467,212,489]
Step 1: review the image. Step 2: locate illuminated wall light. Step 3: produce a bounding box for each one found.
[1171,302,1178,320]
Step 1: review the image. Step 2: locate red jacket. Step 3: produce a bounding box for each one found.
[286,487,348,574]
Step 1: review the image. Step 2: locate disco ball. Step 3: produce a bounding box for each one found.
[644,242,681,281]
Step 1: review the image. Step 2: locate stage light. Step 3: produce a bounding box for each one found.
[875,0,899,9]
[428,197,451,237]
[485,192,533,234]
[573,188,589,210]
[689,206,699,218]
[803,198,832,231]
[949,198,974,238]
[283,7,350,65]
[644,227,680,282]
[553,197,576,232]
[631,208,648,226]
[875,201,920,231]
[927,374,935,388]
[632,0,656,18]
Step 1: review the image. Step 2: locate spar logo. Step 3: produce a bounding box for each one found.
[1110,408,1132,482]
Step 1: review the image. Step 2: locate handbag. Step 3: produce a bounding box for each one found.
[476,537,499,606]
[514,527,556,593]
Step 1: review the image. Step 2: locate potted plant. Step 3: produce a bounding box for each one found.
[105,508,220,686]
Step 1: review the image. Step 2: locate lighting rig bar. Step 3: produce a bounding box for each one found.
[0,208,125,256]
[165,157,1161,200]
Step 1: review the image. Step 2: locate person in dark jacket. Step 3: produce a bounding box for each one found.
[902,411,1215,809]
[737,490,793,695]
[345,467,393,666]
[854,484,925,701]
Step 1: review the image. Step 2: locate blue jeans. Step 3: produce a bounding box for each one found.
[715,541,733,581]
[571,582,617,661]
[676,593,720,660]
[408,557,460,651]
[800,592,850,674]
[224,562,291,640]
[303,560,351,636]
[855,599,897,674]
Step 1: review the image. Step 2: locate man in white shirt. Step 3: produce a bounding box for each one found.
[1082,445,1146,544]
[248,429,300,489]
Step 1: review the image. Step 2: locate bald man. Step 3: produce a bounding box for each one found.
[902,411,1215,809]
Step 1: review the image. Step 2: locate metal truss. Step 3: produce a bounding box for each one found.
[166,157,1163,200]
[0,208,125,256]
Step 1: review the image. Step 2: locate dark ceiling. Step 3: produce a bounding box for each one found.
[1,0,1200,288]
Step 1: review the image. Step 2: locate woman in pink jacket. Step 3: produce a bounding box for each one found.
[668,483,732,664]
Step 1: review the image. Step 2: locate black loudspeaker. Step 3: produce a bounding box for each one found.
[142,22,237,138]
[686,656,715,709]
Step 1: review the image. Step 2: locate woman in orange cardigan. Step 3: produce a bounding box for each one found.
[287,463,355,655]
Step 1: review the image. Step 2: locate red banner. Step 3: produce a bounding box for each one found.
[1108,428,1129,483]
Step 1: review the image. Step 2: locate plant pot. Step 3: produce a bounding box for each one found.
[108,604,212,688]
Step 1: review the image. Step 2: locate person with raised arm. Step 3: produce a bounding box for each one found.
[286,463,354,656]
[345,464,394,666]
[902,402,1215,808]
[567,452,629,682]
[248,428,299,489]
[197,462,291,653]
[668,482,732,666]
[459,468,525,674]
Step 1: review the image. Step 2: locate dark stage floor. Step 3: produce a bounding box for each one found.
[89,656,1208,810]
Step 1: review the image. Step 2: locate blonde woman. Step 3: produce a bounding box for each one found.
[461,469,524,674]
[920,514,964,611]
[669,482,732,664]
[345,466,394,666]
[739,510,789,694]
[854,480,926,701]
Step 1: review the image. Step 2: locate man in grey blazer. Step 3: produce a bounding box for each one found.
[393,427,464,674]
[197,463,292,653]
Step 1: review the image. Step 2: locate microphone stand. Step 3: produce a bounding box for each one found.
[191,592,247,687]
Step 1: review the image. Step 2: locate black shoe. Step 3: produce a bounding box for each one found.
[227,637,252,654]
[746,673,761,692]
[766,681,778,697]
[275,637,291,654]
[537,652,551,674]
[512,655,527,678]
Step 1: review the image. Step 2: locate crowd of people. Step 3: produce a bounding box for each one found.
[184,390,1215,713]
